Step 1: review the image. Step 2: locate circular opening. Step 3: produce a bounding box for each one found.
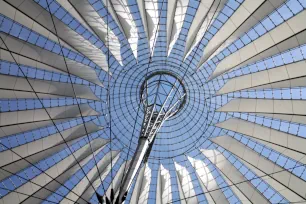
[140,72,187,118]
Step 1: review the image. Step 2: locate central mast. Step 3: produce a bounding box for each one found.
[117,72,186,202]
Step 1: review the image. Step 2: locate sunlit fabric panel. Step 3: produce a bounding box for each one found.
[198,0,287,67]
[156,164,172,204]
[68,0,123,66]
[206,1,306,79]
[211,135,305,201]
[141,0,159,54]
[109,0,139,60]
[103,160,130,201]
[216,118,306,154]
[174,162,198,203]
[1,0,113,72]
[188,156,229,204]
[202,149,270,203]
[217,60,306,94]
[130,164,151,204]
[0,138,106,203]
[61,151,119,204]
[21,143,109,204]
[0,121,103,180]
[183,0,226,58]
[166,0,189,56]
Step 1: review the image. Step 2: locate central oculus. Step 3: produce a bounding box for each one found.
[140,71,187,118]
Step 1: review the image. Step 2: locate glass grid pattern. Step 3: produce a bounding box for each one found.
[0,0,305,203]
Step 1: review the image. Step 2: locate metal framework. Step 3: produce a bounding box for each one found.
[116,72,186,201]
[1,0,306,203]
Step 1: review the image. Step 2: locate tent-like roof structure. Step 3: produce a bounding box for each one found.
[1,0,306,203]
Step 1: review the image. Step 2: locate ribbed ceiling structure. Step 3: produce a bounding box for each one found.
[1,0,306,203]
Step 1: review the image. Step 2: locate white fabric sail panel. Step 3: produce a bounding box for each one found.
[0,0,77,53]
[144,0,159,54]
[137,0,149,40]
[187,157,216,204]
[0,34,102,86]
[8,0,112,71]
[138,164,152,204]
[0,138,105,204]
[75,154,121,204]
[167,0,176,54]
[211,136,306,201]
[256,113,306,126]
[110,0,139,60]
[20,144,108,204]
[219,74,306,95]
[130,165,146,204]
[175,170,187,204]
[217,60,306,94]
[156,164,172,204]
[202,149,269,204]
[48,14,112,71]
[249,137,306,165]
[217,98,306,125]
[217,98,306,116]
[241,159,304,203]
[56,0,95,33]
[0,49,65,75]
[184,0,226,58]
[101,0,125,35]
[62,151,120,203]
[0,118,68,138]
[0,104,99,127]
[188,156,228,204]
[217,170,252,204]
[253,76,306,91]
[174,162,198,204]
[0,105,99,137]
[69,0,123,66]
[0,74,99,100]
[167,0,189,56]
[209,10,306,80]
[198,0,286,67]
[0,89,62,99]
[129,163,151,204]
[216,118,306,155]
[195,179,215,204]
[104,161,130,200]
[0,122,103,180]
[156,165,162,204]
